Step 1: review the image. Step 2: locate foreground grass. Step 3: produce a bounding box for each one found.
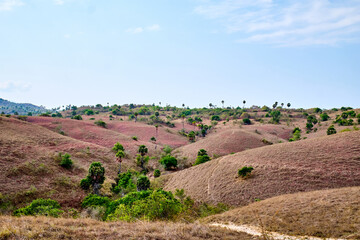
[0,216,254,240]
[204,186,360,239]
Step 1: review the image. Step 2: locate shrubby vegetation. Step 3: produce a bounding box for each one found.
[13,199,63,217]
[238,166,254,178]
[194,149,211,166]
[59,153,73,169]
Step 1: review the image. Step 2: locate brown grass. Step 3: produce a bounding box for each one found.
[0,216,253,240]
[203,186,360,239]
[164,130,360,206]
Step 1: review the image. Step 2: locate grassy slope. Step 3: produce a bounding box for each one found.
[164,130,360,206]
[0,117,119,209]
[204,186,360,239]
[27,117,188,155]
[0,216,253,240]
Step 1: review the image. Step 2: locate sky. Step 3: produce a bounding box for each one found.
[1,0,360,109]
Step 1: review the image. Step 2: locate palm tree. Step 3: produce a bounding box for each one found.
[243,100,246,108]
[134,112,138,123]
[182,103,185,109]
[221,100,225,108]
[287,103,291,108]
[138,145,149,171]
[281,103,284,108]
[209,103,213,109]
[115,150,125,174]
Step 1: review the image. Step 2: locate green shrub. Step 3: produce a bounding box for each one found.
[194,149,211,165]
[159,156,178,170]
[13,199,63,217]
[59,153,73,169]
[85,109,94,115]
[270,110,281,124]
[132,136,138,141]
[320,113,330,121]
[137,175,150,191]
[71,115,83,120]
[327,125,337,135]
[153,169,161,178]
[238,166,254,178]
[188,131,196,142]
[113,170,137,194]
[80,177,91,190]
[242,118,251,125]
[211,115,221,121]
[81,194,111,209]
[95,120,107,128]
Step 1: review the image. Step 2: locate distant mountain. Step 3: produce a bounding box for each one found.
[0,98,47,115]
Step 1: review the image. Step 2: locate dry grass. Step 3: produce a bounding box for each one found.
[0,117,119,208]
[164,130,360,206]
[204,186,360,239]
[0,216,254,240]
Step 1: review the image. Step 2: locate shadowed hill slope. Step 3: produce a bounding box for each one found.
[164,131,360,206]
[204,186,360,239]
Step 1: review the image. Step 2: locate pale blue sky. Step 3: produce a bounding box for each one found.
[1,0,360,109]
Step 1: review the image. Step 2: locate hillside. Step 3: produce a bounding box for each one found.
[0,117,119,208]
[204,186,360,239]
[0,98,46,115]
[164,130,360,206]
[173,125,292,163]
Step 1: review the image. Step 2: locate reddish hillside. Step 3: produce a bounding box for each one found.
[164,131,360,206]
[173,125,292,163]
[0,117,119,208]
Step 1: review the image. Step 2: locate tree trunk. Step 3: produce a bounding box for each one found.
[117,162,121,175]
[93,183,101,196]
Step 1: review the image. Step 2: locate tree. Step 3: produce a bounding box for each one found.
[80,162,105,196]
[181,114,185,130]
[137,175,150,191]
[281,103,284,108]
[188,131,196,142]
[272,102,278,109]
[270,110,281,124]
[320,113,330,121]
[112,142,124,153]
[243,100,246,108]
[154,169,161,178]
[287,103,291,108]
[137,145,149,172]
[194,149,211,165]
[209,103,213,109]
[243,118,251,125]
[221,100,225,108]
[116,150,125,174]
[327,125,337,135]
[159,155,178,170]
[134,112,138,123]
[155,125,159,149]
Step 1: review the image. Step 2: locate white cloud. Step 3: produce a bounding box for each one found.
[0,0,24,11]
[194,0,360,46]
[54,0,64,5]
[147,24,161,32]
[0,81,31,92]
[126,27,144,34]
[126,24,161,34]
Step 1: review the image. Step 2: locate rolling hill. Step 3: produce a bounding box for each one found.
[0,98,47,115]
[164,130,360,206]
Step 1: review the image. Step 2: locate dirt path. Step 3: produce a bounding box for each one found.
[210,223,345,240]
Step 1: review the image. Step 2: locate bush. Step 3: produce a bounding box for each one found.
[59,153,73,169]
[238,166,254,178]
[95,120,107,128]
[80,177,91,190]
[242,118,251,125]
[113,170,137,194]
[153,169,161,178]
[81,194,111,209]
[327,125,337,135]
[85,109,94,115]
[194,149,211,166]
[13,199,63,217]
[270,110,281,124]
[132,136,138,141]
[159,156,178,170]
[211,115,221,121]
[137,175,150,191]
[320,113,330,121]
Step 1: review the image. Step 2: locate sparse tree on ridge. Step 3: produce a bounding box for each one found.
[155,125,159,149]
[221,100,225,108]
[287,103,291,108]
[243,100,246,108]
[116,150,125,174]
[281,103,284,108]
[273,102,278,109]
[134,112,138,123]
[181,114,185,130]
